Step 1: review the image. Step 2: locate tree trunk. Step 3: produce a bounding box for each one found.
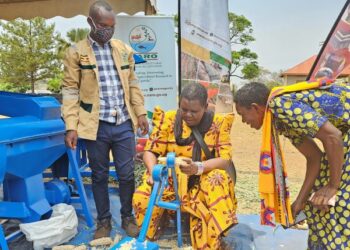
[30,20,35,94]
[31,73,35,93]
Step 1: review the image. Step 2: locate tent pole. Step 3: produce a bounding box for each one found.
[178,0,182,99]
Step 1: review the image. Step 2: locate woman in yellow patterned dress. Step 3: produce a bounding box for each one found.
[133,83,238,249]
[234,82,350,250]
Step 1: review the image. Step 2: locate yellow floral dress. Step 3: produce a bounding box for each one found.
[133,107,238,250]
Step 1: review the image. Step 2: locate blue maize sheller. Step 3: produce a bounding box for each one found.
[0,92,66,222]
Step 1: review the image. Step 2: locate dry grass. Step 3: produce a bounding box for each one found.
[234,170,303,214]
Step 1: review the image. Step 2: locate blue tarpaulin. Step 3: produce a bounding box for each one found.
[68,185,308,249]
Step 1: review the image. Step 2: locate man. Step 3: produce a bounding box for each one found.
[61,0,149,239]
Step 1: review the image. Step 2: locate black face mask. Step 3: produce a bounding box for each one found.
[89,17,114,44]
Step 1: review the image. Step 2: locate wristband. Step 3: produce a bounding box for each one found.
[195,161,204,175]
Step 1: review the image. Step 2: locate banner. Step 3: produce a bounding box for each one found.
[180,0,232,112]
[308,0,350,80]
[115,16,177,114]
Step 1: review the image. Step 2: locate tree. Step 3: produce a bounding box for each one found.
[0,82,27,92]
[252,67,283,89]
[47,73,63,93]
[67,28,90,43]
[50,28,90,93]
[0,17,62,93]
[229,13,259,80]
[173,12,258,80]
[58,28,90,57]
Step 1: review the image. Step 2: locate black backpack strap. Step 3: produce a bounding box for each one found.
[191,127,236,184]
[192,127,213,160]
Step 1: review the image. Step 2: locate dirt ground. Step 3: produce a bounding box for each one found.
[230,108,306,214]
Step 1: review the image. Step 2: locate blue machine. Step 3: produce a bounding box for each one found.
[111,152,182,250]
[0,91,66,222]
[0,92,93,249]
[0,92,93,250]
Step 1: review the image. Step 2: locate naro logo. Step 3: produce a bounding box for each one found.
[129,25,156,53]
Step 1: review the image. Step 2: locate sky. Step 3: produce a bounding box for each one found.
[51,0,347,73]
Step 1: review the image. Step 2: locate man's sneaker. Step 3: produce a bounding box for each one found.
[122,216,140,237]
[94,218,112,239]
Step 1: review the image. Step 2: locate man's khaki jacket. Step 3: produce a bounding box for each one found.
[61,38,147,140]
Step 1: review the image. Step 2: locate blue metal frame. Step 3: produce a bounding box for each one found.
[41,148,94,228]
[0,226,9,250]
[111,152,182,250]
[66,149,94,228]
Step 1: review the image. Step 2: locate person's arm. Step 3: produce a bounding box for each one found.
[61,46,81,149]
[180,113,234,175]
[203,158,230,172]
[292,136,322,217]
[179,157,230,176]
[143,151,158,174]
[269,96,342,213]
[310,121,343,211]
[143,151,158,185]
[141,108,170,184]
[126,45,148,130]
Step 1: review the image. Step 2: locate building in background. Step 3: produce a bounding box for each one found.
[280,55,350,85]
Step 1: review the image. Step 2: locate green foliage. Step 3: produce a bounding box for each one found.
[241,62,259,79]
[228,13,255,46]
[231,48,259,79]
[230,83,237,96]
[265,81,282,90]
[0,17,62,93]
[0,82,28,92]
[228,13,259,80]
[67,28,90,43]
[252,67,283,88]
[58,28,89,57]
[174,14,179,30]
[47,73,64,93]
[134,160,146,188]
[172,12,259,80]
[173,14,179,41]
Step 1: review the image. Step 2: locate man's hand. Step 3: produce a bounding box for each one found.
[179,158,198,176]
[65,130,78,149]
[138,115,149,136]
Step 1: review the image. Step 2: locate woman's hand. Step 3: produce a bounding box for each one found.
[179,158,198,176]
[291,199,306,219]
[309,184,338,212]
[143,151,157,185]
[146,175,154,185]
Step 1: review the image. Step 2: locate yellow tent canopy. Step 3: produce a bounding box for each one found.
[0,0,157,20]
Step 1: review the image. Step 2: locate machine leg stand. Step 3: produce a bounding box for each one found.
[111,153,182,250]
[67,149,94,227]
[0,225,9,250]
[111,181,160,250]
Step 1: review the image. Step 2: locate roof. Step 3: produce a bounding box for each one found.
[0,0,156,20]
[281,55,350,77]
